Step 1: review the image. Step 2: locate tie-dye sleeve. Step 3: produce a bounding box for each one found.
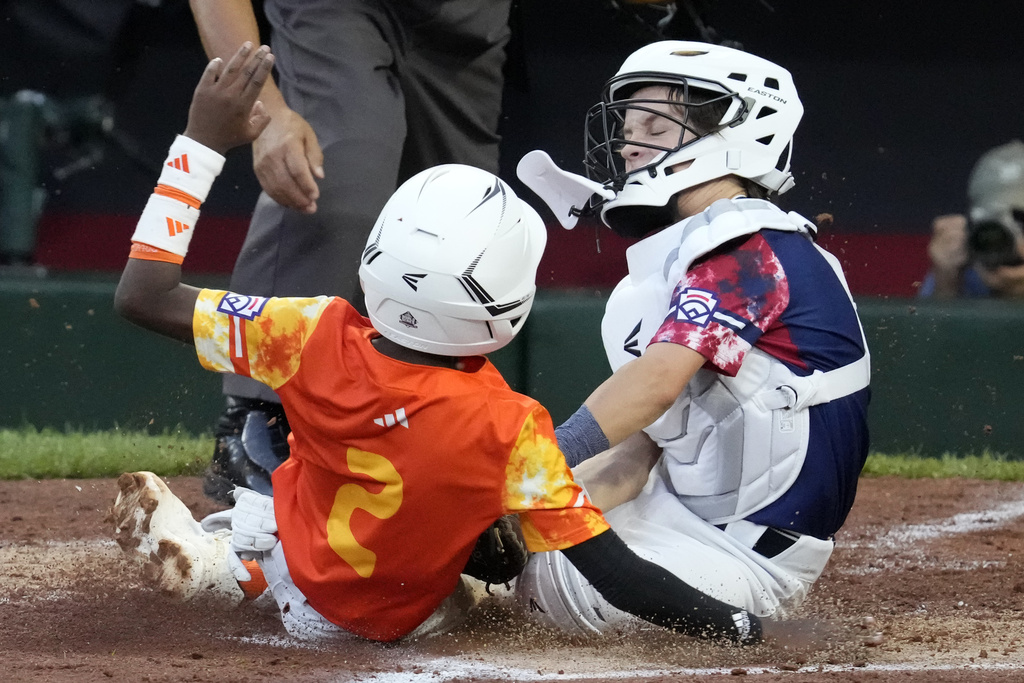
[503,406,610,552]
[193,289,333,391]
[651,234,790,376]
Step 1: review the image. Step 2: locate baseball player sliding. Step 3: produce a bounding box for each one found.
[516,40,874,637]
[109,42,826,646]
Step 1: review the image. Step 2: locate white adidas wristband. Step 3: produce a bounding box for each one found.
[132,193,202,256]
[130,135,226,258]
[157,134,225,203]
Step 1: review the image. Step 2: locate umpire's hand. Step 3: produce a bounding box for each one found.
[252,99,324,214]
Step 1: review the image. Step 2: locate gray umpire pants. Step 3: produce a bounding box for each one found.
[224,0,511,402]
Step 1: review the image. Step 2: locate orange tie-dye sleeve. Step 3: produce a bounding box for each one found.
[503,406,609,552]
[193,289,332,391]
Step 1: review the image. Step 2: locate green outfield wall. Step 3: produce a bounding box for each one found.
[3,276,1023,458]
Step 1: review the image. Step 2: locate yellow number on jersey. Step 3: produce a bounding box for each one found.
[326,448,404,578]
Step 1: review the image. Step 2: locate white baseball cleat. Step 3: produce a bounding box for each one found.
[112,471,244,606]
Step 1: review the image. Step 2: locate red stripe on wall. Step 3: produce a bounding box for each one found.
[31,212,930,297]
[33,212,249,274]
[816,233,930,297]
[535,221,931,298]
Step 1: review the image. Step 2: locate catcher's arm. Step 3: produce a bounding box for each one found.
[585,341,703,447]
[557,342,702,468]
[571,431,660,512]
[114,44,273,343]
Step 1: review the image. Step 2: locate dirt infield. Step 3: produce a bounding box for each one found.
[2,475,1023,682]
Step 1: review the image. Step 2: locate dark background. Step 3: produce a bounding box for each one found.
[1,0,1021,292]
[3,1,1024,446]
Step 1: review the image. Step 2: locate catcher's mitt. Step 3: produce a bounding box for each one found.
[462,515,529,590]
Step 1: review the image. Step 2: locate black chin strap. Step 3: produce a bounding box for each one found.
[605,203,677,239]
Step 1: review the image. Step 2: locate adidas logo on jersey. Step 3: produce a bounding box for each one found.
[374,408,409,429]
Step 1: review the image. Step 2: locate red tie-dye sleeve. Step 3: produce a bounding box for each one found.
[650,234,789,376]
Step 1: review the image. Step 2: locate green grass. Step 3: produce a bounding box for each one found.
[0,427,214,480]
[862,451,1024,481]
[2,428,1024,481]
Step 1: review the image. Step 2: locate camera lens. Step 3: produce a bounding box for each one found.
[969,220,1023,268]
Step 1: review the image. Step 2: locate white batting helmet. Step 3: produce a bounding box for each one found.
[583,40,804,237]
[358,165,547,356]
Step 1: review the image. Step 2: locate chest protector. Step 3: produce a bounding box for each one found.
[602,198,870,525]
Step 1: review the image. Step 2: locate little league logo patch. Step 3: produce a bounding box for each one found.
[399,311,418,328]
[217,292,269,320]
[675,287,719,327]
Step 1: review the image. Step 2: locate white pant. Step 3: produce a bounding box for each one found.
[255,543,475,641]
[515,476,834,635]
[203,495,474,642]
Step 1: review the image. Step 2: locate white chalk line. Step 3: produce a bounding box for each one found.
[834,490,1024,575]
[342,657,1024,682]
[857,496,1024,549]
[0,538,118,550]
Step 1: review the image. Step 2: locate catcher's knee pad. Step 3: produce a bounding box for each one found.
[514,550,634,636]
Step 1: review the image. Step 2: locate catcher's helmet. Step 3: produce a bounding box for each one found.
[584,40,804,237]
[359,165,546,357]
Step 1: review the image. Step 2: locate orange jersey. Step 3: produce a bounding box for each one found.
[193,290,609,641]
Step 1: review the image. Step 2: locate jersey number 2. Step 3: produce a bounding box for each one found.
[326,448,404,578]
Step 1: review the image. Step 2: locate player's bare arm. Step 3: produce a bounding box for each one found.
[584,340,704,446]
[571,431,660,512]
[114,44,274,344]
[190,0,324,214]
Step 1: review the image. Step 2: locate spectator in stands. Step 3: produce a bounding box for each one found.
[920,140,1024,298]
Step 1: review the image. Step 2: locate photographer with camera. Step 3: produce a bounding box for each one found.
[920,140,1024,298]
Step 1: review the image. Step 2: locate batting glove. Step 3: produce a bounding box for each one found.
[231,487,278,557]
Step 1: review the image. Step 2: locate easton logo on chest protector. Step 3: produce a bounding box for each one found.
[674,287,719,327]
[217,293,268,320]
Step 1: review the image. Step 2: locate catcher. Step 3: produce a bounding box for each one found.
[110,42,785,644]
[516,40,872,636]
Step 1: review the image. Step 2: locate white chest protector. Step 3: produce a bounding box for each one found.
[602,198,870,525]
